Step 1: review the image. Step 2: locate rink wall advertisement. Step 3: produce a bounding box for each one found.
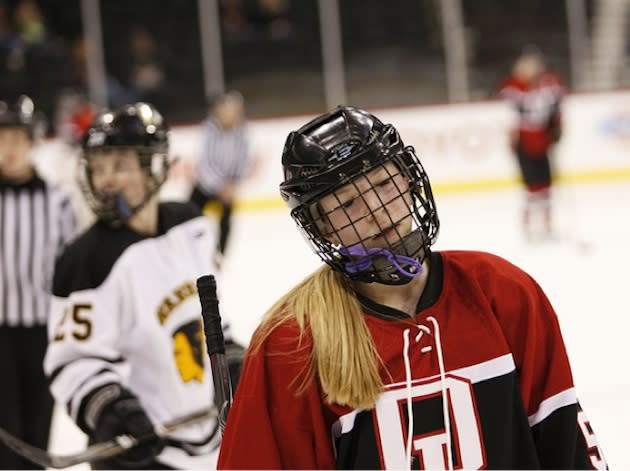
[35,90,630,211]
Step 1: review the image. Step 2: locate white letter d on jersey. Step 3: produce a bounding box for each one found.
[374,375,486,470]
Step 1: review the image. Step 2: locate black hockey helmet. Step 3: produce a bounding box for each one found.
[78,102,170,225]
[280,106,439,285]
[0,95,43,140]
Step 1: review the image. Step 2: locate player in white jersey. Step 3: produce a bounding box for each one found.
[44,102,242,469]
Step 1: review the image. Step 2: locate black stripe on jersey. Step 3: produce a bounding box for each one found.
[62,367,119,417]
[531,402,606,469]
[47,356,125,385]
[1,175,73,326]
[28,186,36,322]
[1,190,6,324]
[14,191,22,325]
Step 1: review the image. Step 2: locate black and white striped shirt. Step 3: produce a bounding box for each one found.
[196,118,251,195]
[0,173,77,326]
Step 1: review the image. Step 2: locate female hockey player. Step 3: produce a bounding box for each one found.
[44,102,242,469]
[499,46,565,241]
[217,106,606,470]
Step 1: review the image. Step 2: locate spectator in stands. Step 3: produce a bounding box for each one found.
[13,0,46,48]
[499,46,565,241]
[220,0,252,41]
[124,26,169,110]
[0,0,26,96]
[253,0,293,39]
[63,36,134,109]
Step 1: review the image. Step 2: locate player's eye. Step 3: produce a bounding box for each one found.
[377,177,394,187]
[114,159,135,173]
[339,197,355,209]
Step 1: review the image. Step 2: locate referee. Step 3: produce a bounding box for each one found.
[0,95,78,469]
[189,91,253,269]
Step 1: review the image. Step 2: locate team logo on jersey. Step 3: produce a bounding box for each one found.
[157,281,197,325]
[374,375,486,470]
[173,319,205,383]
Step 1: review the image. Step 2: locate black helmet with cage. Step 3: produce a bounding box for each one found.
[280,105,439,285]
[78,102,170,226]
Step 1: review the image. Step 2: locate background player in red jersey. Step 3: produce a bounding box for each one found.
[499,46,565,240]
[216,106,606,470]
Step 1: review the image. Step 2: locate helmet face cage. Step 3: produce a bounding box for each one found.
[78,103,170,226]
[291,145,439,285]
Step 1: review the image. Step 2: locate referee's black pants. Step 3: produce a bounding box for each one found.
[0,326,54,469]
[189,186,233,256]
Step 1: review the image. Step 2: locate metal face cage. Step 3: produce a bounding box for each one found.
[292,146,439,285]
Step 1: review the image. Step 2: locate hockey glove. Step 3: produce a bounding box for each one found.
[82,383,164,468]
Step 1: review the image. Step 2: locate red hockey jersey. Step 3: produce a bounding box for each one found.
[499,72,565,157]
[217,251,606,470]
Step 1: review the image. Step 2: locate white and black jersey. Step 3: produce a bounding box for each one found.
[0,174,77,327]
[44,203,226,469]
[196,118,251,194]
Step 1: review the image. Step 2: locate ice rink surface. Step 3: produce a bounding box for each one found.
[49,179,629,469]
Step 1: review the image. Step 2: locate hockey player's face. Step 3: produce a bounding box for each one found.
[89,149,148,208]
[0,127,31,179]
[319,162,413,249]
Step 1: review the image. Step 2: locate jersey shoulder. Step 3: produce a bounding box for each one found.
[53,203,208,297]
[52,222,142,296]
[157,201,202,232]
[440,249,538,292]
[498,76,527,95]
[440,249,555,330]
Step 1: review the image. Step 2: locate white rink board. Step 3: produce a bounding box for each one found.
[34,90,630,207]
[165,91,630,202]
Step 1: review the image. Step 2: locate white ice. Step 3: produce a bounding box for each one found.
[48,179,630,469]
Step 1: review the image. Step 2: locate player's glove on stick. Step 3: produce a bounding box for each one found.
[82,383,164,468]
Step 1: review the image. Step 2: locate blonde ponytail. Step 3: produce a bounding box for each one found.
[252,265,383,409]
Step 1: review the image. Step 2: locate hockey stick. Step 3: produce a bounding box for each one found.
[197,274,233,433]
[0,407,216,469]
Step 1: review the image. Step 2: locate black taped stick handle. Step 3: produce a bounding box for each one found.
[196,274,232,433]
[197,274,225,356]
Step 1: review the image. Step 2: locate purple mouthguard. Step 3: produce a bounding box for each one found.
[339,244,423,279]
